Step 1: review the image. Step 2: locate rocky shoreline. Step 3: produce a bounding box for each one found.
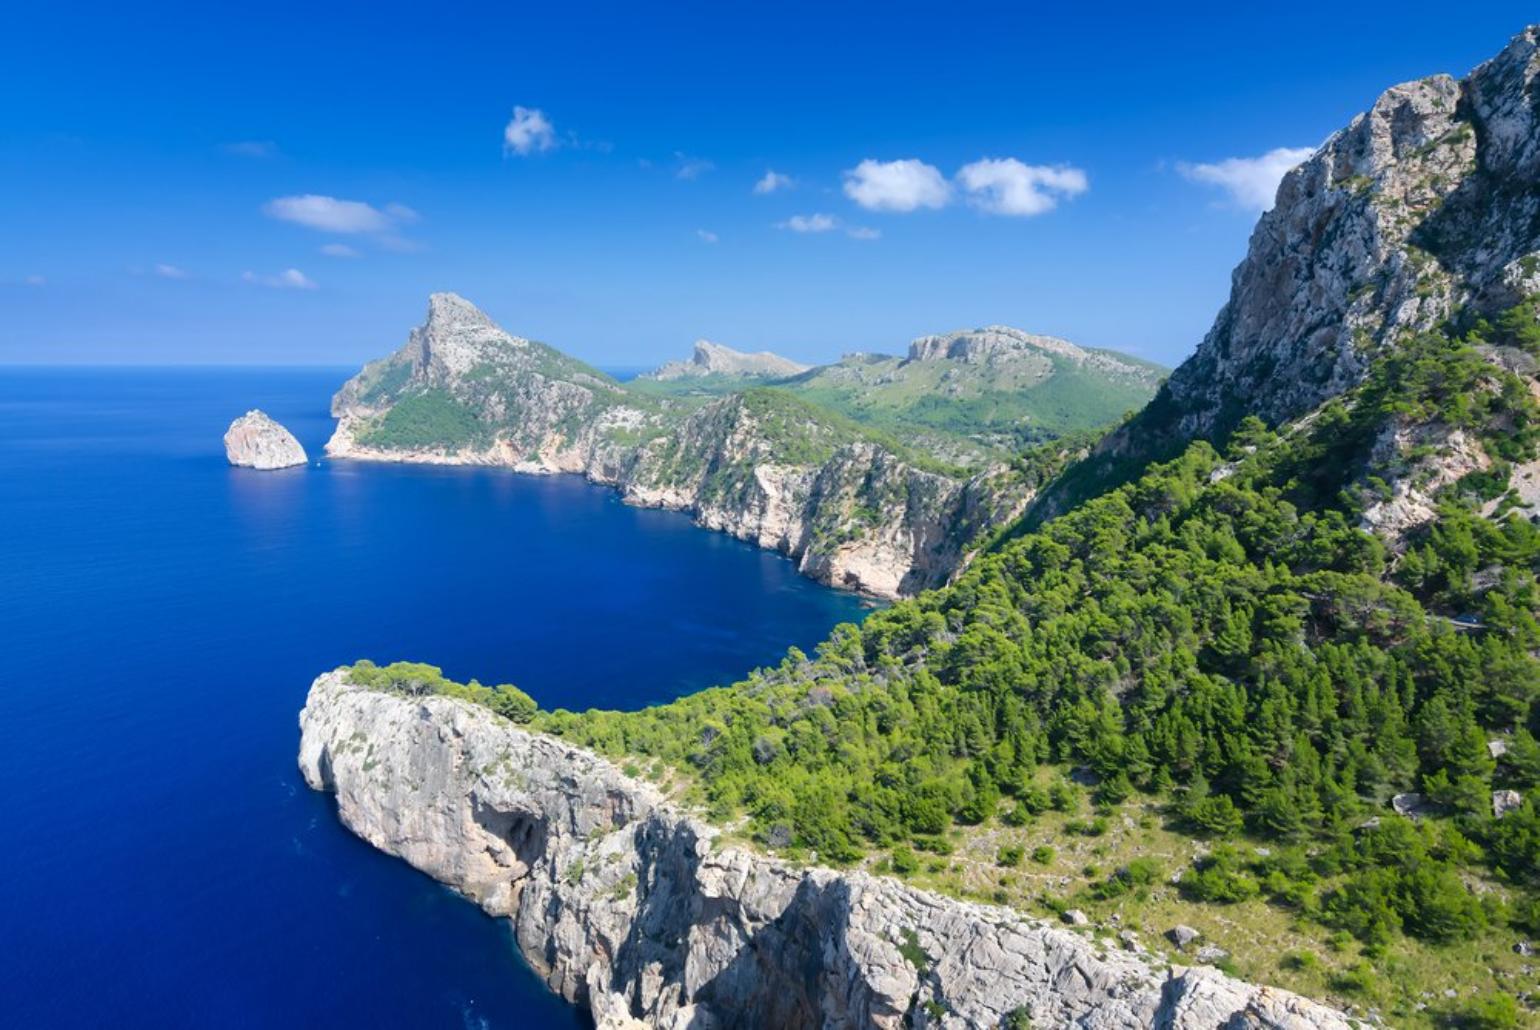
[299,670,1354,1029]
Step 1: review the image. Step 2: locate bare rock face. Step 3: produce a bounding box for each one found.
[299,672,1356,1030]
[223,410,307,469]
[643,340,809,381]
[1035,26,1540,526]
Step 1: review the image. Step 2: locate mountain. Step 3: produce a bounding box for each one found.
[1035,25,1540,526]
[327,296,1142,596]
[783,326,1165,466]
[640,339,809,381]
[312,27,1540,1024]
[633,325,1167,468]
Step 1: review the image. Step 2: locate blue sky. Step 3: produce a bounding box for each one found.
[2,1,1534,369]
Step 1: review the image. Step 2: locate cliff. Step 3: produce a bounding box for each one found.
[1032,25,1540,529]
[325,295,1054,597]
[223,409,306,469]
[299,671,1354,1029]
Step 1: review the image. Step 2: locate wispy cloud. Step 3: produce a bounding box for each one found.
[753,170,794,195]
[956,159,1088,216]
[154,263,189,279]
[23,274,45,286]
[263,195,419,251]
[503,106,557,155]
[780,213,838,233]
[320,243,359,258]
[243,268,317,290]
[264,195,399,234]
[1177,146,1315,211]
[777,214,879,240]
[843,158,951,212]
[223,140,278,159]
[675,152,714,180]
[696,229,719,244]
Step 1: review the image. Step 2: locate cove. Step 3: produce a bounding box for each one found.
[0,368,872,1027]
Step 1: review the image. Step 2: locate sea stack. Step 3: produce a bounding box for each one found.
[223,410,307,469]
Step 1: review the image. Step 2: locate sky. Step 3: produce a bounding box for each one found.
[2,1,1535,370]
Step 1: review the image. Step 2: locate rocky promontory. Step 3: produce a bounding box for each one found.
[299,670,1355,1030]
[223,409,307,469]
[323,294,1057,597]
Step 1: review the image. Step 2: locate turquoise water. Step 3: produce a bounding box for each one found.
[0,368,871,1027]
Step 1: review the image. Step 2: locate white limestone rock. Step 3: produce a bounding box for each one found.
[643,340,809,381]
[223,409,307,470]
[299,672,1356,1029]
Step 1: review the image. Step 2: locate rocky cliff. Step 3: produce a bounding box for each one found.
[223,409,307,469]
[1034,25,1540,529]
[642,340,810,381]
[299,671,1354,1030]
[326,295,1042,597]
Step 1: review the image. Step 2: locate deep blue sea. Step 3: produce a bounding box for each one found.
[0,368,871,1027]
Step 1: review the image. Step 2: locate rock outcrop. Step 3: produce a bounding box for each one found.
[643,340,809,381]
[325,295,1038,598]
[299,671,1355,1029]
[1034,25,1540,532]
[223,409,307,469]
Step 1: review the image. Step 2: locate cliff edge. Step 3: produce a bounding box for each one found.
[299,671,1354,1029]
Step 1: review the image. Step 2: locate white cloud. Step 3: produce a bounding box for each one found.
[1177,147,1315,211]
[263,194,402,234]
[154,263,189,279]
[243,268,317,290]
[780,213,839,233]
[753,170,794,195]
[696,229,719,244]
[675,152,714,180]
[23,274,45,286]
[843,158,951,212]
[845,226,881,240]
[503,106,556,155]
[224,140,277,158]
[320,243,359,258]
[956,159,1088,216]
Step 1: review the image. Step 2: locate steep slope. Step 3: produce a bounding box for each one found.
[300,669,1353,1030]
[1035,25,1540,524]
[327,297,1109,597]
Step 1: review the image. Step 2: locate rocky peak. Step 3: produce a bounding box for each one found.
[223,409,306,470]
[645,339,808,380]
[1038,25,1540,515]
[410,292,528,382]
[907,325,1090,364]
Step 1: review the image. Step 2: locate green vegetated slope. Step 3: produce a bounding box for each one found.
[631,334,1166,470]
[349,302,1540,1024]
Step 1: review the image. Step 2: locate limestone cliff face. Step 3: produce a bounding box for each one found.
[299,671,1354,1030]
[1036,26,1540,531]
[326,295,1033,598]
[223,409,307,469]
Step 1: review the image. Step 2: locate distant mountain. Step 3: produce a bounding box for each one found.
[639,340,809,381]
[326,294,1119,597]
[632,324,1166,468]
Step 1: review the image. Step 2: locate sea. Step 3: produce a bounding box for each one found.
[0,367,872,1028]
